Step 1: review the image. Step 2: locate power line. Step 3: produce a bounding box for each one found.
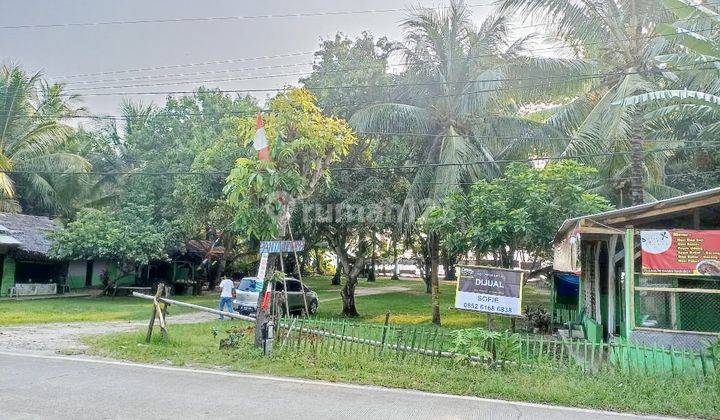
[51,8,709,85]
[57,27,720,93]
[0,144,711,178]
[43,59,720,98]
[56,51,317,80]
[61,61,315,86]
[45,7,714,88]
[0,3,491,30]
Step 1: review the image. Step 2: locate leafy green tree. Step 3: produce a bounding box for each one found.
[225,88,355,339]
[301,32,395,120]
[0,64,89,213]
[498,0,687,205]
[351,0,579,324]
[50,202,183,277]
[615,0,720,194]
[428,161,612,267]
[225,88,355,241]
[300,32,409,314]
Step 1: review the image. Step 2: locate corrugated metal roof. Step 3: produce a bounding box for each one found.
[555,187,720,241]
[0,234,21,246]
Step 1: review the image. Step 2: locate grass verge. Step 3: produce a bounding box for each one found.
[84,322,720,419]
[0,276,549,328]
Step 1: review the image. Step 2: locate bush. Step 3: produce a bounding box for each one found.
[448,328,521,365]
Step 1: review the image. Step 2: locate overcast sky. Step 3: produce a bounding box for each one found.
[0,1,508,120]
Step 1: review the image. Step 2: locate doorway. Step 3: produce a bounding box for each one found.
[85,260,94,287]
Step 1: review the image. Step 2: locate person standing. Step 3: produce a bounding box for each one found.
[217,277,236,320]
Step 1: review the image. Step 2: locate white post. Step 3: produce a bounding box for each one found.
[607,235,618,338]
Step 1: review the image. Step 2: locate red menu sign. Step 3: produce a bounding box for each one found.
[641,229,720,276]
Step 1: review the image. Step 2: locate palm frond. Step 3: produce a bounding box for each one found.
[349,103,434,135]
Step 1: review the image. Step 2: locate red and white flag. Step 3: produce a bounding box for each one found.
[253,113,270,161]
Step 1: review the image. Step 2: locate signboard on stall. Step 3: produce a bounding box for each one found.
[641,229,720,276]
[454,266,524,316]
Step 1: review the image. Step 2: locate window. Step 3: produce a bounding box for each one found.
[237,278,259,292]
[634,275,720,333]
[287,280,302,292]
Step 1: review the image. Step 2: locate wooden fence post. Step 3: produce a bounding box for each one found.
[146,283,165,343]
[380,312,390,353]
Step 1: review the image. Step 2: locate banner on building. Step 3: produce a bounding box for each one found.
[454,266,524,316]
[641,229,720,276]
[553,230,581,274]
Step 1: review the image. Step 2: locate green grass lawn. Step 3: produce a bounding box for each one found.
[0,294,220,325]
[309,276,549,329]
[0,275,549,329]
[84,322,720,419]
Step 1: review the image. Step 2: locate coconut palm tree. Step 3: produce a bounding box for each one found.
[498,0,687,205]
[617,0,720,193]
[0,64,89,213]
[350,0,589,324]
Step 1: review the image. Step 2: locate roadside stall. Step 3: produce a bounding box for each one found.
[552,187,720,352]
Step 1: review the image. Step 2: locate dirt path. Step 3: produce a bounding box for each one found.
[0,285,411,355]
[0,311,216,356]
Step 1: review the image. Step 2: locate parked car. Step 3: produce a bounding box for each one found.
[233,276,318,316]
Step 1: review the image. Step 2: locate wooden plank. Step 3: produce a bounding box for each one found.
[634,286,720,294]
[607,235,618,337]
[593,242,602,322]
[634,327,720,336]
[605,195,720,225]
[576,226,623,235]
[624,229,635,338]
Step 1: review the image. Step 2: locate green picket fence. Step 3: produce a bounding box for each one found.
[276,317,718,378]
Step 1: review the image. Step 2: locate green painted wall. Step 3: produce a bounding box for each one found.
[609,344,715,374]
[583,317,604,343]
[108,263,135,286]
[67,275,84,289]
[0,256,16,297]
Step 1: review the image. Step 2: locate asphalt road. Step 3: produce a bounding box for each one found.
[0,352,669,420]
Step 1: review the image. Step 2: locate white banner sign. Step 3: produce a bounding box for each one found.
[454,266,524,316]
[257,253,269,281]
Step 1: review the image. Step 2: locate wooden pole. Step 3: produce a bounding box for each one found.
[279,255,291,318]
[624,229,635,339]
[133,292,255,321]
[593,242,602,322]
[145,283,164,343]
[607,235,618,338]
[287,224,310,317]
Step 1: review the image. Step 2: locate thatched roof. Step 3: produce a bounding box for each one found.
[184,239,225,258]
[0,212,60,257]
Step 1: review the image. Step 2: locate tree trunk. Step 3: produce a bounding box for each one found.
[391,240,400,280]
[429,232,441,326]
[629,139,644,205]
[422,237,432,294]
[341,274,359,317]
[213,236,232,286]
[314,249,323,274]
[442,249,456,281]
[332,255,342,285]
[299,250,308,277]
[629,113,645,205]
[368,231,376,282]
